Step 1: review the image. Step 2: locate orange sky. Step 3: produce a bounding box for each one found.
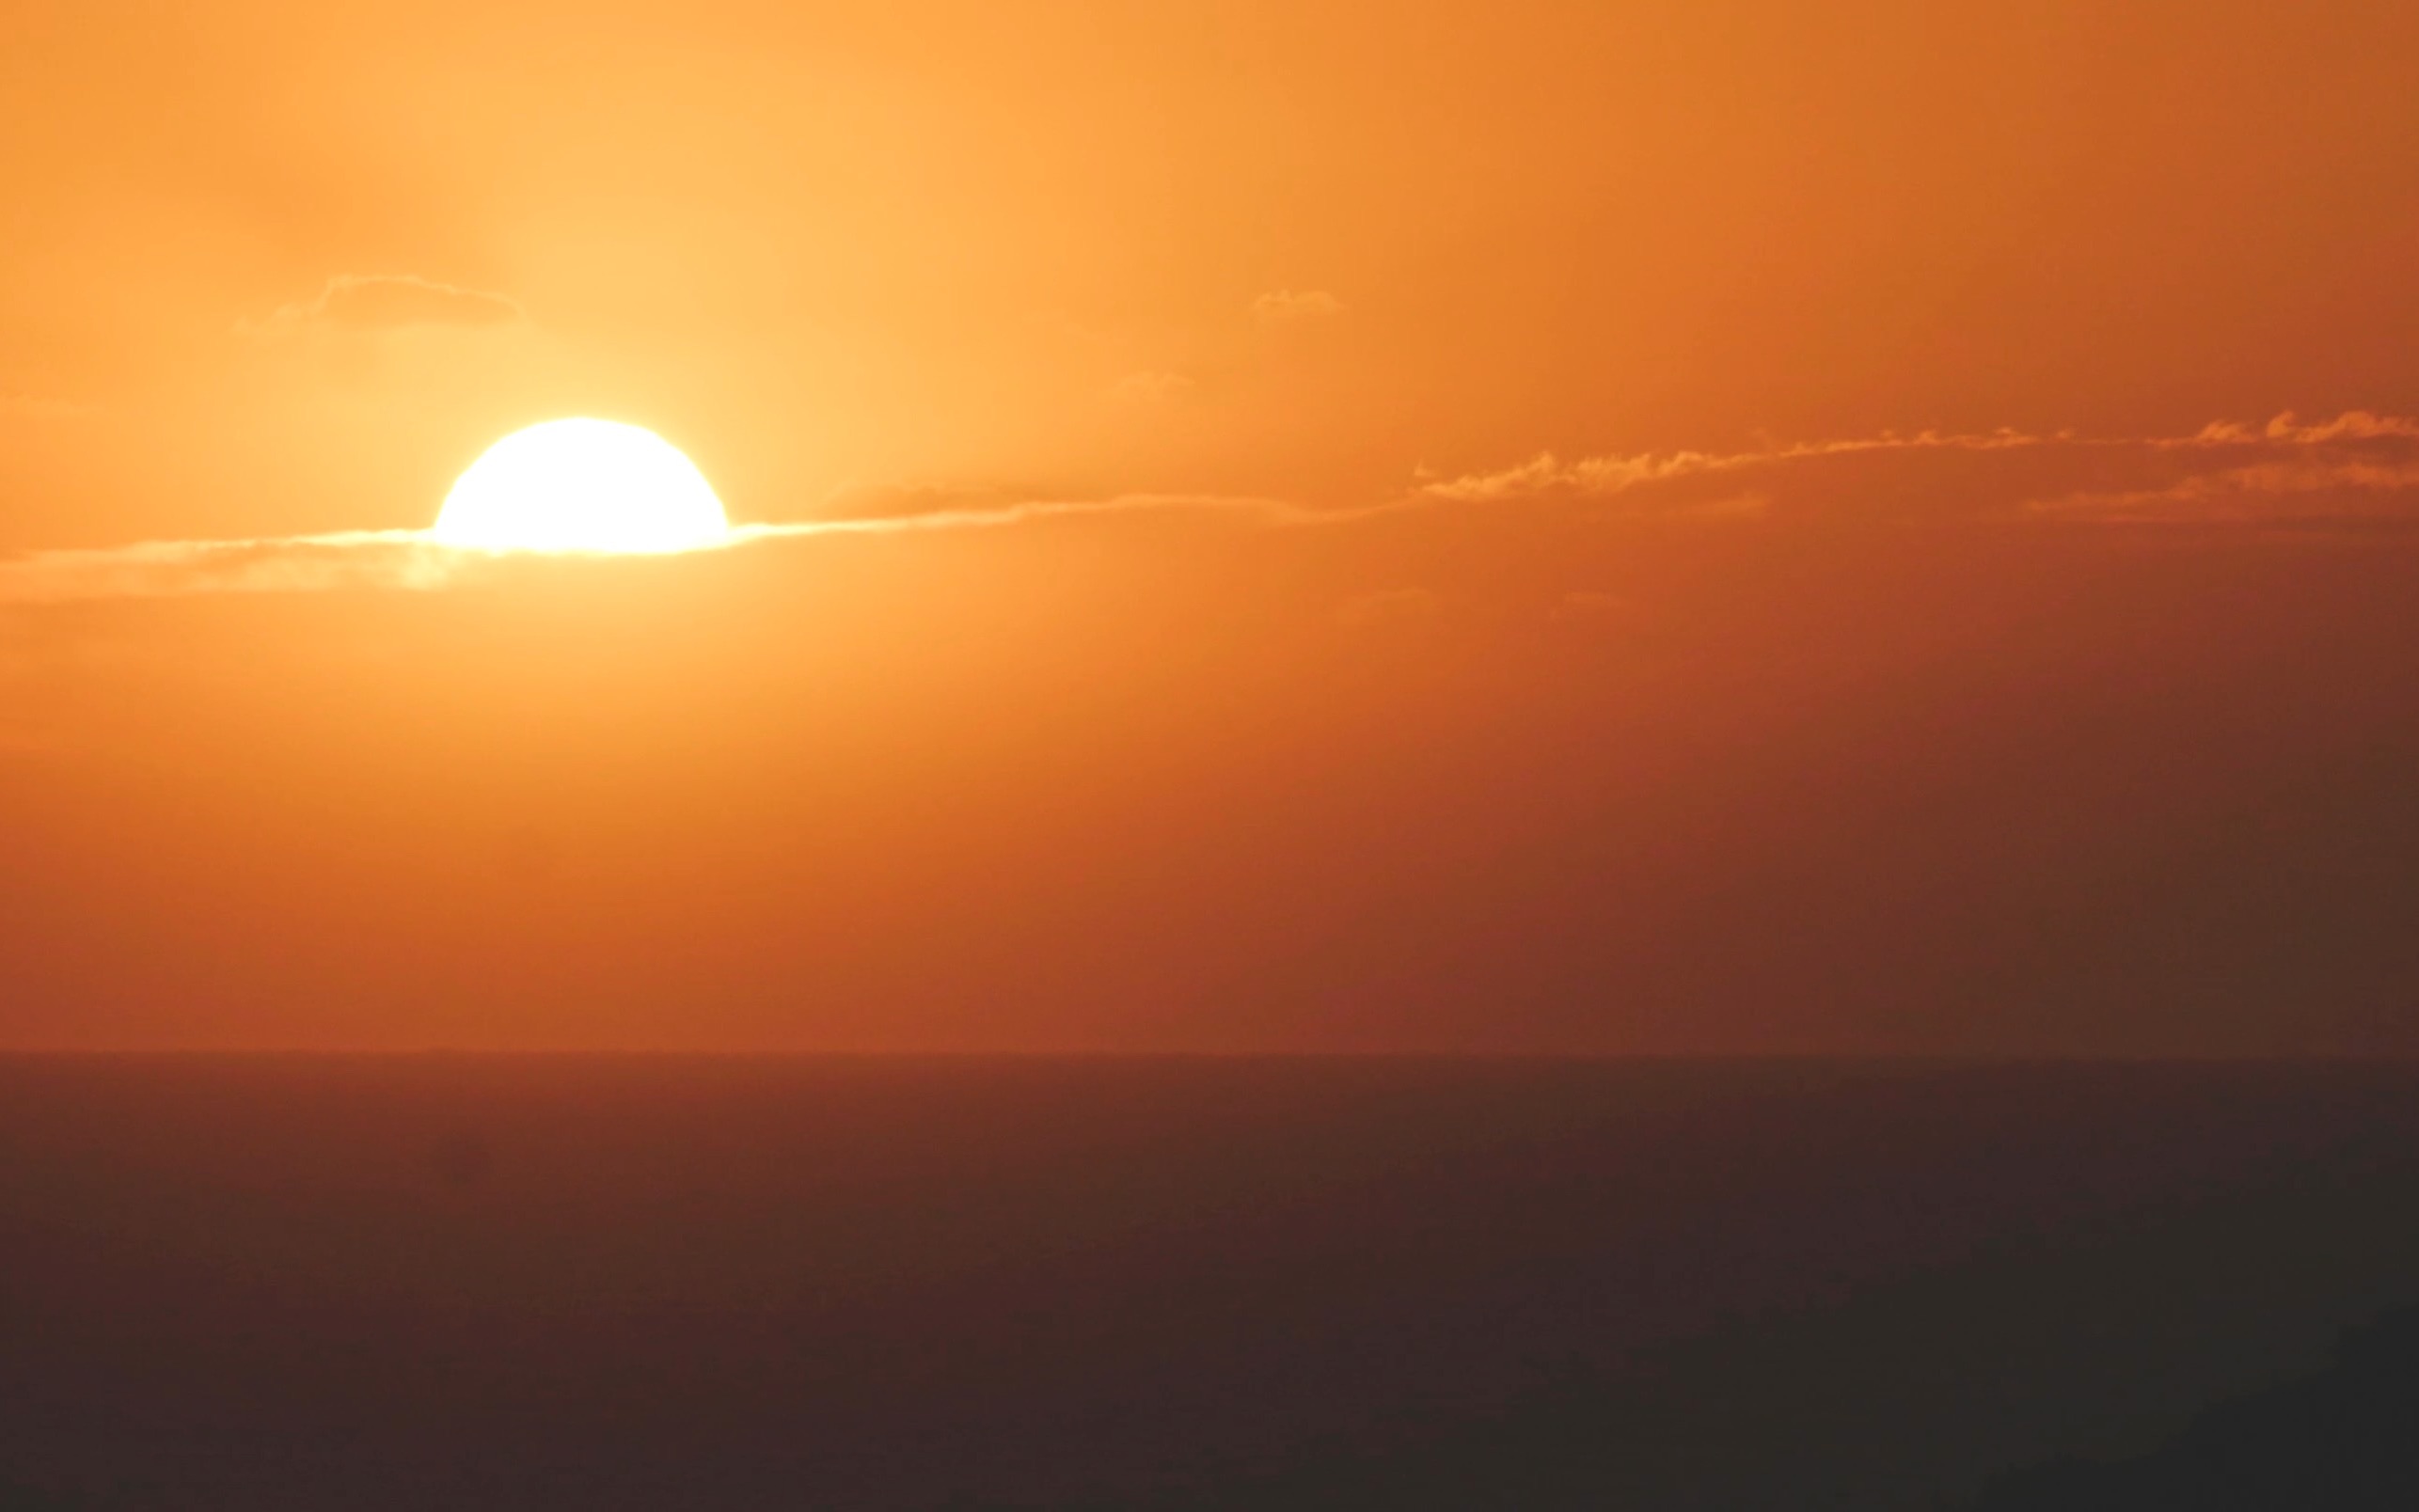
[4,0,2417,1051]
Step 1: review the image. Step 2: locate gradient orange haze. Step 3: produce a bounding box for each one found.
[3,0,2417,1050]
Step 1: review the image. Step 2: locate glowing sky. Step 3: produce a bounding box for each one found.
[3,0,2416,1050]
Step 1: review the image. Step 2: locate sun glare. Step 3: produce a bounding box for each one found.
[433,418,730,555]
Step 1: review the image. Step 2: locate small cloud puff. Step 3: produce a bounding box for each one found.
[1109,370,1195,404]
[1253,289,1345,325]
[1335,587,1439,627]
[0,392,96,420]
[1553,591,1629,622]
[244,275,526,339]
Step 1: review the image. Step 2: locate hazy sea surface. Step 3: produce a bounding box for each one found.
[3,1056,2417,1510]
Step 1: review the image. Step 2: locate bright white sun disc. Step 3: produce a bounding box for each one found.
[434,419,729,554]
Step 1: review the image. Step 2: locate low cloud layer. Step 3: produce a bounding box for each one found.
[7,411,2414,605]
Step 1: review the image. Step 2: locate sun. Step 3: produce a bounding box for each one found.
[433,418,730,555]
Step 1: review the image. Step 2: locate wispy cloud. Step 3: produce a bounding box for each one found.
[1414,426,2048,504]
[241,274,527,340]
[1107,370,1195,404]
[1413,411,2419,528]
[0,392,98,421]
[0,496,1304,605]
[2163,410,2419,448]
[731,492,1306,539]
[0,530,462,605]
[1334,587,1439,627]
[2032,459,2419,524]
[1253,289,1345,325]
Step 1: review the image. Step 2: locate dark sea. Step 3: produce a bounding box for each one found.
[3,1056,2417,1510]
